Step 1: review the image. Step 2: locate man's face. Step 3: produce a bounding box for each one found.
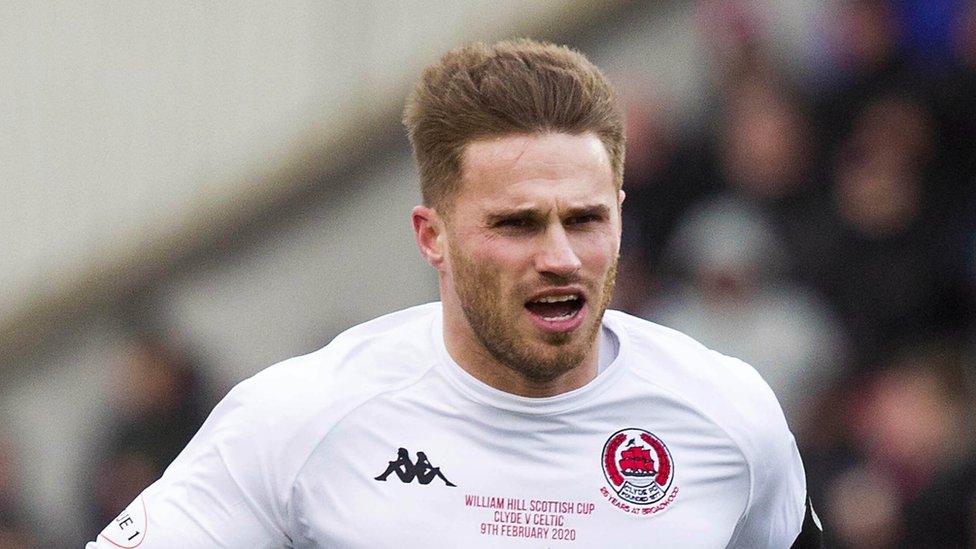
[440,132,623,383]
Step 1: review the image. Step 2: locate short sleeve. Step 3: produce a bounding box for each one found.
[86,379,290,548]
[724,361,808,548]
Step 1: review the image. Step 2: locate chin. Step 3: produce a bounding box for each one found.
[517,339,591,379]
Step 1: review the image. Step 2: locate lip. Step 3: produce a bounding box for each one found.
[525,286,586,303]
[524,286,587,334]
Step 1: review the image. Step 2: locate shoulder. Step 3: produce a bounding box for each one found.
[186,303,442,485]
[103,303,444,540]
[606,310,793,461]
[249,302,441,390]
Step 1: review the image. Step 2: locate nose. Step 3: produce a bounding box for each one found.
[535,223,582,278]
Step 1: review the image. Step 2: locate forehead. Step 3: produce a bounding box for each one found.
[456,132,614,208]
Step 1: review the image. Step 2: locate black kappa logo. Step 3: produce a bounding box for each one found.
[374,447,456,487]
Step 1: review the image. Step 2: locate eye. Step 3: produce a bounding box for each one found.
[494,217,531,229]
[567,214,600,225]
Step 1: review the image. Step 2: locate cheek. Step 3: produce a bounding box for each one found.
[469,237,532,273]
[576,233,620,269]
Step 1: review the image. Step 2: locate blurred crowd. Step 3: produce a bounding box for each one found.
[615,1,976,547]
[0,330,215,548]
[3,1,976,547]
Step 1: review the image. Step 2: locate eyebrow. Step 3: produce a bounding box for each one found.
[483,204,612,223]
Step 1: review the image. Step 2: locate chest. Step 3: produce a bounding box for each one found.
[288,397,750,548]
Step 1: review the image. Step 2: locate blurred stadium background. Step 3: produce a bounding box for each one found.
[2,1,975,547]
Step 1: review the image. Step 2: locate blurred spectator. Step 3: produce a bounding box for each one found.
[619,0,773,269]
[714,75,837,276]
[815,0,912,149]
[826,464,903,549]
[854,346,972,492]
[718,78,813,204]
[644,198,845,428]
[615,89,707,313]
[819,342,976,548]
[800,91,972,368]
[696,0,776,91]
[829,0,902,77]
[618,43,823,311]
[84,333,213,533]
[879,345,976,548]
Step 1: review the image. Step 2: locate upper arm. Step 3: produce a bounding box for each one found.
[721,355,809,548]
[727,432,807,547]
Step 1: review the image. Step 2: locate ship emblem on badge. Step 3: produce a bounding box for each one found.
[600,428,678,514]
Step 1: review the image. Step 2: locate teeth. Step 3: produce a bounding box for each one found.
[535,294,578,303]
[542,310,579,322]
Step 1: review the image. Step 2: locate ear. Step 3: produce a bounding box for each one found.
[412,205,446,268]
[616,189,626,245]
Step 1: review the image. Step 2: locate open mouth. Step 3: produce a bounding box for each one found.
[524,293,585,322]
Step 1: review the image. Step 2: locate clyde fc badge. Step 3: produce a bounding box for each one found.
[600,428,679,516]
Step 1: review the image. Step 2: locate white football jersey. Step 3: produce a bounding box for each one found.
[87,303,807,548]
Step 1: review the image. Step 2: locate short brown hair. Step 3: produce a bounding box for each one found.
[404,39,625,212]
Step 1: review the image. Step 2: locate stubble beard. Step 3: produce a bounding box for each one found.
[449,242,618,384]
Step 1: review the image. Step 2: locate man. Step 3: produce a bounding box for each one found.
[88,39,822,547]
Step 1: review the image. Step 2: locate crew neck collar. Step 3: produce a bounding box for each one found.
[432,308,630,415]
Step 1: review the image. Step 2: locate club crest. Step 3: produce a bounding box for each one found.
[600,428,678,515]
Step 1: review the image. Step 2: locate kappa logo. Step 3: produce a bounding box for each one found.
[600,428,679,516]
[374,447,456,487]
